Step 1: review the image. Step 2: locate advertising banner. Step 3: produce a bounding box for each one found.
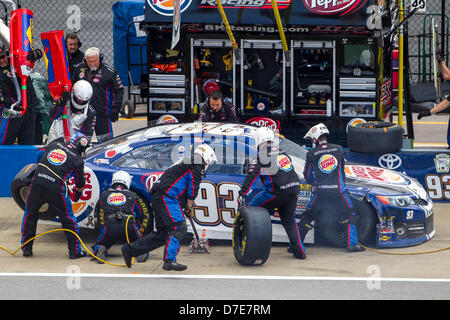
[145,0,371,30]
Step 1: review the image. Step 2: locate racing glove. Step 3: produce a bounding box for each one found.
[417,110,431,120]
[110,109,120,122]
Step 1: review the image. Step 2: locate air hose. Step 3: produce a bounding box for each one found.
[0,215,136,268]
[358,243,450,255]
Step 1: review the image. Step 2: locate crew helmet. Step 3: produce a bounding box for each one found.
[71,80,93,110]
[303,123,329,141]
[255,126,275,147]
[194,144,217,167]
[112,170,132,189]
[69,131,90,154]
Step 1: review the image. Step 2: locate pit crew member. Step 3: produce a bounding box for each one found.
[121,144,217,271]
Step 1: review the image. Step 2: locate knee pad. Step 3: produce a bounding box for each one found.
[170,221,187,241]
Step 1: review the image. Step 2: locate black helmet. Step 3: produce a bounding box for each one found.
[69,132,90,154]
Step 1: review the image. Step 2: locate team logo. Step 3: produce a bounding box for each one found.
[302,0,368,16]
[378,154,402,170]
[147,0,193,16]
[47,149,67,165]
[434,154,450,173]
[278,155,292,172]
[107,193,127,206]
[318,154,337,173]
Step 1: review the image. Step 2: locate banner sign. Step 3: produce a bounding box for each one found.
[145,0,371,29]
[345,150,450,203]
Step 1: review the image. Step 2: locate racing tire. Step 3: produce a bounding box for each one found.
[347,121,403,154]
[133,192,154,235]
[317,198,377,247]
[232,206,272,266]
[10,163,54,220]
[121,100,135,119]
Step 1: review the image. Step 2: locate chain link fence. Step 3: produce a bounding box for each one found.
[0,0,118,75]
[406,0,449,83]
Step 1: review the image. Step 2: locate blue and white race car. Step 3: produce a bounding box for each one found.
[11,122,435,248]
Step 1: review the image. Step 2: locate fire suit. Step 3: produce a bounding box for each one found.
[300,142,358,247]
[21,138,86,256]
[122,156,204,263]
[239,145,306,258]
[0,65,38,145]
[92,188,143,253]
[72,62,123,142]
[200,99,237,122]
[47,101,96,144]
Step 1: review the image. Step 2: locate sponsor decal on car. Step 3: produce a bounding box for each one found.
[245,117,280,131]
[67,167,100,228]
[47,149,67,166]
[434,153,450,173]
[345,165,405,184]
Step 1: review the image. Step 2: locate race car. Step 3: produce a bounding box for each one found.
[11,122,435,248]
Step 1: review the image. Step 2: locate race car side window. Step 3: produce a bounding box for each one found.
[111,141,179,170]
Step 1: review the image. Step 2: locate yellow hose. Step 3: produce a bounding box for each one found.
[271,0,289,55]
[216,0,238,51]
[359,243,450,255]
[0,215,136,268]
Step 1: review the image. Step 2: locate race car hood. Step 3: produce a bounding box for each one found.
[344,164,428,199]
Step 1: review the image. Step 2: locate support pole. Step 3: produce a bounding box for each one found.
[216,0,238,55]
[398,0,404,128]
[271,0,289,63]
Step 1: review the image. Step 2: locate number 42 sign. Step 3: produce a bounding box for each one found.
[410,0,427,13]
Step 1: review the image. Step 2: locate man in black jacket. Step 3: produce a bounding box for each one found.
[239,127,306,259]
[20,132,89,259]
[200,90,237,122]
[66,33,84,78]
[72,47,123,143]
[121,144,217,271]
[299,123,364,252]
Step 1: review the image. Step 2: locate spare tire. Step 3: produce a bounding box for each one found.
[232,206,272,266]
[347,121,403,154]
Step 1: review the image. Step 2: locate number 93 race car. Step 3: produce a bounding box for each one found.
[11,122,435,248]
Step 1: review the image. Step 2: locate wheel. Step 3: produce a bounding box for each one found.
[232,206,272,266]
[10,163,54,219]
[121,100,135,119]
[347,121,403,154]
[316,198,377,247]
[133,192,154,235]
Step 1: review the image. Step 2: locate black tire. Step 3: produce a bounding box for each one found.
[232,206,272,266]
[10,163,55,219]
[347,121,403,154]
[133,192,154,235]
[121,100,135,119]
[317,198,377,247]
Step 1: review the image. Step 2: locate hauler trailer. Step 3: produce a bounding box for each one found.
[140,0,385,146]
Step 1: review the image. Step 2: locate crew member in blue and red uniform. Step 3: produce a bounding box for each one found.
[299,123,365,252]
[21,132,89,259]
[121,144,217,271]
[238,127,306,260]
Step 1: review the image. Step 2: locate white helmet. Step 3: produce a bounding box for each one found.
[255,126,275,147]
[194,144,217,166]
[112,170,132,189]
[71,80,93,110]
[304,123,329,141]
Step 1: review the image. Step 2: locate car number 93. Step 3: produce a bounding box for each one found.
[192,181,241,227]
